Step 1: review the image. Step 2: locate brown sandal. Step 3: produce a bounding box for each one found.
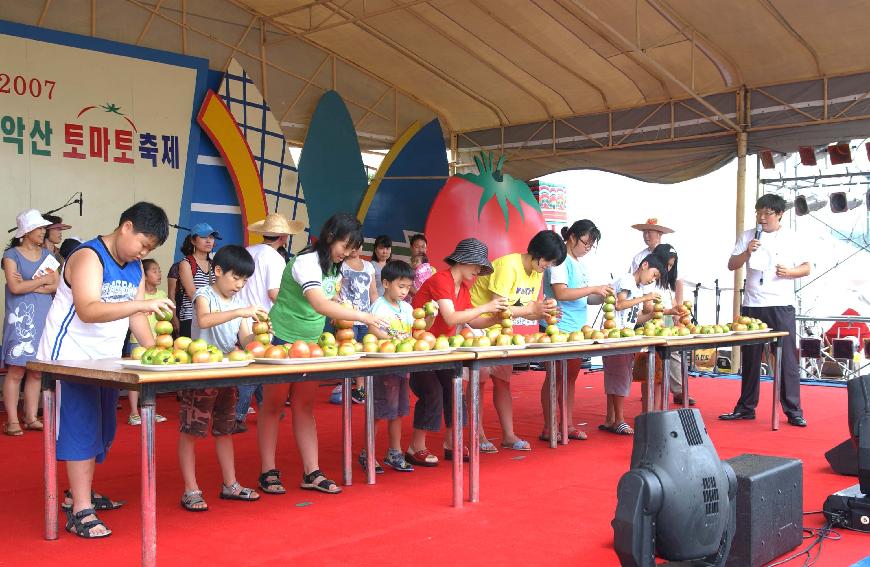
[4,422,23,436]
[24,419,43,431]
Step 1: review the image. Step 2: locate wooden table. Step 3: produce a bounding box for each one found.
[654,331,790,429]
[29,353,473,567]
[461,338,666,504]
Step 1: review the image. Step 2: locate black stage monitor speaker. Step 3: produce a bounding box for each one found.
[724,454,803,567]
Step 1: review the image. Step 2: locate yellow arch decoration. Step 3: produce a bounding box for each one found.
[196,90,267,245]
[357,121,421,223]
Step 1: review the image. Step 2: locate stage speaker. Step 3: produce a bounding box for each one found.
[799,337,822,359]
[826,438,858,476]
[725,454,803,567]
[832,337,857,359]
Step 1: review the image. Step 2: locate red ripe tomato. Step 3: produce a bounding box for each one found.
[288,340,311,358]
[308,343,324,358]
[245,341,266,358]
[263,345,287,359]
[419,332,437,348]
[425,152,546,273]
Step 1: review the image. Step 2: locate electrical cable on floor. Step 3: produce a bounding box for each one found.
[764,512,841,567]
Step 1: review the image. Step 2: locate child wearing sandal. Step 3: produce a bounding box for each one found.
[600,255,665,436]
[178,245,267,511]
[406,238,506,467]
[363,259,418,473]
[258,213,389,495]
[36,202,174,539]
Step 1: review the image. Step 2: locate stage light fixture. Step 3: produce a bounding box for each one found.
[795,194,828,216]
[798,146,818,166]
[830,191,863,213]
[828,143,853,165]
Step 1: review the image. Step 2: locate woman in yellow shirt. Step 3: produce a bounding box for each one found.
[470,231,566,452]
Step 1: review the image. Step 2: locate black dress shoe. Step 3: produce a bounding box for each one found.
[718,410,755,421]
[673,394,697,406]
[787,416,807,427]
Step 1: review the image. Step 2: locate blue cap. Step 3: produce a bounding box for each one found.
[190,222,221,240]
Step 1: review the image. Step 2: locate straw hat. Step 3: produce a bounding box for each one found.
[444,238,494,276]
[247,213,304,236]
[14,209,52,238]
[631,217,674,234]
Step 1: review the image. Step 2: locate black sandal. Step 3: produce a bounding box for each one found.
[258,469,286,495]
[61,489,126,512]
[64,508,112,539]
[301,469,342,494]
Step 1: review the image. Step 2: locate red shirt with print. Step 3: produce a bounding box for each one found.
[412,269,472,337]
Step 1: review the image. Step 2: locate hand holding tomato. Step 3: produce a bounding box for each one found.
[238,305,270,322]
[594,284,614,297]
[483,296,508,315]
[141,297,175,320]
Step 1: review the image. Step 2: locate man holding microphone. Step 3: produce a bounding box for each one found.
[719,194,811,426]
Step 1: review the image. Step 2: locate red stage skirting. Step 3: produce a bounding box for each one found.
[2,371,868,566]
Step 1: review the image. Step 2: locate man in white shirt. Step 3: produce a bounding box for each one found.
[234,213,304,432]
[629,218,673,272]
[720,194,811,426]
[628,219,694,405]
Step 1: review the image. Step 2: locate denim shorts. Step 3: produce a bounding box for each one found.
[373,373,410,420]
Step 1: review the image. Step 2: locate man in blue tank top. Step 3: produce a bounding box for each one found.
[37,202,173,539]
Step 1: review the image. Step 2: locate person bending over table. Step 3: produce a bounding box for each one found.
[719,194,811,427]
[470,231,567,452]
[37,202,175,539]
[258,213,390,496]
[405,238,506,467]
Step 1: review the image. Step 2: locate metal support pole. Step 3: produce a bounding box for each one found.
[365,375,375,485]
[547,361,557,449]
[772,341,783,431]
[661,350,670,411]
[559,359,569,445]
[469,366,480,503]
[681,350,690,409]
[342,378,353,486]
[43,384,57,541]
[646,349,656,411]
[141,390,157,567]
[733,129,748,373]
[452,370,463,508]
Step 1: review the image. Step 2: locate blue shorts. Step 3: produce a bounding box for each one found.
[57,382,119,463]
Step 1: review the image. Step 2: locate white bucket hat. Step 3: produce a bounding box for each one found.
[15,209,52,238]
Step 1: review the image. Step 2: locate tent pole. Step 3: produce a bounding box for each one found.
[732,130,748,372]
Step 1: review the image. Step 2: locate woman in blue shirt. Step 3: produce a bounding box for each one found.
[540,220,612,442]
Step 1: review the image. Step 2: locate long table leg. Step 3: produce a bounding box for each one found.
[772,342,783,431]
[559,359,569,445]
[547,361,557,449]
[469,366,480,503]
[646,349,656,412]
[43,383,57,540]
[661,349,670,411]
[342,378,353,486]
[681,351,690,409]
[141,387,157,567]
[452,369,463,508]
[364,375,375,485]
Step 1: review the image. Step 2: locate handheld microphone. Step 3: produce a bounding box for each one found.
[755,224,764,285]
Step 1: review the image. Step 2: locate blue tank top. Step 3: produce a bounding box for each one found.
[38,236,143,361]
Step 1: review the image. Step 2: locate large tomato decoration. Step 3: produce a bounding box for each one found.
[425,152,546,271]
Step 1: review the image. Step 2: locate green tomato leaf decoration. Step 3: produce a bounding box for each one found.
[459,151,541,231]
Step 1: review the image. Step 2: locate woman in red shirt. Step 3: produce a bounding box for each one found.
[406,238,506,466]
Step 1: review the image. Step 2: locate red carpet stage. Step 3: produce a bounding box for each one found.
[2,371,868,566]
